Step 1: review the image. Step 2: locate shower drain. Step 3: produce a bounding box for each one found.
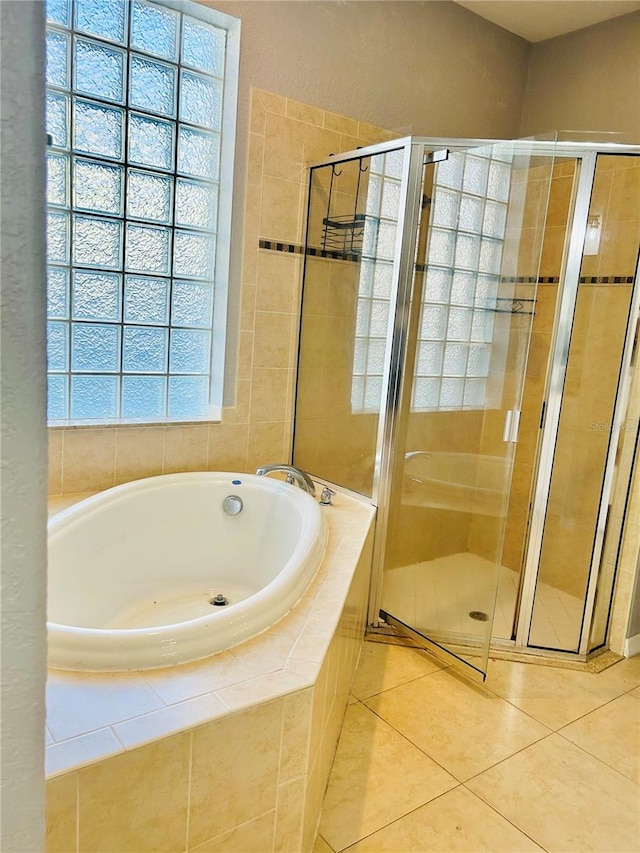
[468,610,489,622]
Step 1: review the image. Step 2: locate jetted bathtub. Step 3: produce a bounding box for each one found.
[48,472,327,671]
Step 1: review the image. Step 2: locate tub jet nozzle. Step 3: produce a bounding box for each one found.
[211,594,229,606]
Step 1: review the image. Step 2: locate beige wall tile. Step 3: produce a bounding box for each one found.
[189,703,283,846]
[254,312,295,370]
[115,427,164,485]
[48,430,63,495]
[240,283,256,331]
[247,422,288,471]
[46,772,78,853]
[303,125,342,166]
[275,777,306,853]
[78,733,190,853]
[244,186,262,239]
[162,425,208,474]
[237,329,254,380]
[222,379,251,425]
[264,113,306,183]
[62,428,116,494]
[323,112,359,137]
[255,88,287,116]
[190,810,276,852]
[242,242,258,286]
[280,688,313,782]
[260,177,302,243]
[256,251,300,314]
[286,98,323,127]
[249,89,266,135]
[246,132,265,187]
[250,369,291,424]
[207,423,249,473]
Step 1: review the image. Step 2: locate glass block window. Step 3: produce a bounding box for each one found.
[413,149,512,410]
[45,0,237,422]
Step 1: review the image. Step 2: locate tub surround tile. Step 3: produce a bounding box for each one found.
[62,428,116,494]
[189,810,276,852]
[141,649,255,706]
[47,671,165,742]
[280,688,313,782]
[275,776,306,852]
[113,692,228,750]
[46,772,78,853]
[115,427,165,485]
[46,727,124,778]
[467,734,640,853]
[365,669,550,782]
[312,834,333,853]
[162,425,209,474]
[48,430,63,495]
[78,733,190,853]
[216,668,313,715]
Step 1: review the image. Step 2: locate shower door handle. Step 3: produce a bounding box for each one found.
[503,409,521,443]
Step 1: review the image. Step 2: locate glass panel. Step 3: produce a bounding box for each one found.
[71,323,120,372]
[171,280,214,328]
[73,158,123,215]
[122,375,166,419]
[182,16,226,77]
[169,328,211,373]
[177,127,220,180]
[72,214,122,269]
[129,55,177,118]
[127,169,173,223]
[47,321,68,371]
[46,152,69,207]
[73,99,124,160]
[74,0,127,45]
[168,375,209,418]
[125,223,171,275]
[46,29,70,88]
[530,154,639,652]
[47,0,71,27]
[48,375,69,420]
[124,275,170,324]
[46,91,69,149]
[71,375,119,419]
[128,113,174,172]
[47,211,70,264]
[172,230,215,279]
[73,38,125,104]
[131,0,179,61]
[379,138,558,680]
[72,270,121,321]
[47,268,69,319]
[123,326,168,373]
[175,179,218,231]
[179,72,222,130]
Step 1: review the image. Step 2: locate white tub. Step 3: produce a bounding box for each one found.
[48,472,327,671]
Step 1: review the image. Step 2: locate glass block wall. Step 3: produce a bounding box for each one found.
[45,0,227,421]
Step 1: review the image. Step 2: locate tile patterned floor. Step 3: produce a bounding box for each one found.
[314,642,640,852]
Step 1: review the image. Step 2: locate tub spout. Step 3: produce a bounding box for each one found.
[256,464,316,497]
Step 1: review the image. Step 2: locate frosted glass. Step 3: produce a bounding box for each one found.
[123,326,168,372]
[467,343,491,377]
[71,376,119,419]
[420,304,447,340]
[447,307,473,341]
[362,219,378,257]
[353,338,367,374]
[129,56,177,118]
[364,376,383,410]
[369,300,390,336]
[372,262,393,298]
[366,338,386,374]
[451,271,476,306]
[471,310,494,343]
[47,212,69,263]
[356,300,371,335]
[177,127,220,180]
[429,229,455,266]
[72,271,121,321]
[168,376,209,419]
[365,176,381,216]
[416,341,444,376]
[443,342,468,376]
[376,221,397,260]
[436,155,463,190]
[124,276,170,324]
[454,233,480,270]
[170,329,211,373]
[432,189,459,228]
[46,153,68,207]
[440,378,464,407]
[131,0,179,61]
[357,262,374,297]
[47,322,68,371]
[463,156,489,195]
[487,161,511,202]
[47,0,70,27]
[72,215,122,269]
[370,154,384,174]
[122,376,167,420]
[464,378,487,407]
[127,170,173,223]
[72,323,120,372]
[351,376,365,411]
[182,16,225,77]
[74,38,125,105]
[47,267,69,318]
[73,159,123,215]
[171,280,214,328]
[48,375,68,420]
[483,200,507,238]
[479,238,503,274]
[128,113,174,172]
[46,92,69,149]
[175,179,218,231]
[425,267,452,303]
[46,30,69,88]
[458,195,484,233]
[384,150,404,180]
[413,377,440,408]
[74,0,126,45]
[476,275,499,306]
[381,180,401,219]
[74,99,124,160]
[173,231,215,280]
[125,223,171,275]
[180,72,222,130]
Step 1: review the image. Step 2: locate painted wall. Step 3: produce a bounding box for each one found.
[520,11,640,138]
[0,2,48,850]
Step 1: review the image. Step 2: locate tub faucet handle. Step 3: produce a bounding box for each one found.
[319,486,336,506]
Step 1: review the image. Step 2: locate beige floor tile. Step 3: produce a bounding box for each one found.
[313,834,334,853]
[559,693,640,783]
[365,669,549,781]
[467,733,640,853]
[345,786,543,852]
[319,702,457,852]
[630,685,640,700]
[351,642,445,701]
[485,658,638,730]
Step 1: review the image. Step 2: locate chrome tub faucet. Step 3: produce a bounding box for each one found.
[255,464,317,497]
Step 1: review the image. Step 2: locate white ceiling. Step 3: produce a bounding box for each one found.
[454,0,640,42]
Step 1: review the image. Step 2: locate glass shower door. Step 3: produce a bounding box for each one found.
[378,139,558,680]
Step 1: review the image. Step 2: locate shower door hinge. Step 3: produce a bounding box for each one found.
[423,149,449,166]
[503,409,521,443]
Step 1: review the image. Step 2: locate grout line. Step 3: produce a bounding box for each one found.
[459,781,550,852]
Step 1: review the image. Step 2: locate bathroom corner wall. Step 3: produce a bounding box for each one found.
[48,90,393,496]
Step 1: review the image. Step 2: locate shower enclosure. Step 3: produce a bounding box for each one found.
[292,134,640,681]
